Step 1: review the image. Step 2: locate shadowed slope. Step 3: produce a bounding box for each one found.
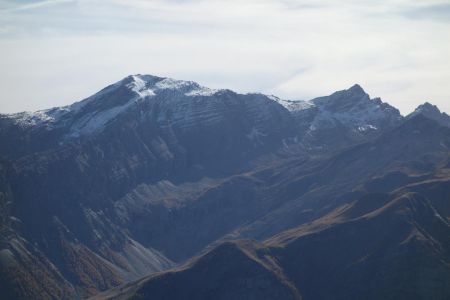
[268,190,450,300]
[92,240,302,300]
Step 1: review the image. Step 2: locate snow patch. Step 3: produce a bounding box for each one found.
[129,75,217,97]
[185,86,218,96]
[274,98,314,111]
[155,78,196,90]
[127,75,156,98]
[358,124,378,132]
[7,110,55,128]
[69,102,134,137]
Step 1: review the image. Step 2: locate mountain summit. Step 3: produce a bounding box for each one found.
[408,102,450,127]
[1,74,220,135]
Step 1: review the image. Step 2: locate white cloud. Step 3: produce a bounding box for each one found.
[0,0,449,114]
[0,0,75,12]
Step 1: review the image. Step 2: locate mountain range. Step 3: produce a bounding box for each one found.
[1,74,449,300]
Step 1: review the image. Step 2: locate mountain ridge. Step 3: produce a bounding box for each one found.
[1,74,449,299]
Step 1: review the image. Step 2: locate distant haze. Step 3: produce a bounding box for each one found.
[0,0,449,114]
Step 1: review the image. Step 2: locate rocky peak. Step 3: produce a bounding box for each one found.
[306,84,401,130]
[408,102,450,127]
[347,83,366,95]
[414,102,442,115]
[311,84,370,109]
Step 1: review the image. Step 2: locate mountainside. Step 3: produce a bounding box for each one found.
[0,74,297,298]
[95,177,450,300]
[1,74,449,299]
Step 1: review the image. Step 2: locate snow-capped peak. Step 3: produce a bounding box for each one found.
[127,75,156,98]
[2,74,223,137]
[126,75,219,98]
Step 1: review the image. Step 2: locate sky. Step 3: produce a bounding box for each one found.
[0,0,449,115]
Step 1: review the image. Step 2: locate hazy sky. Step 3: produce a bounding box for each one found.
[0,0,449,114]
